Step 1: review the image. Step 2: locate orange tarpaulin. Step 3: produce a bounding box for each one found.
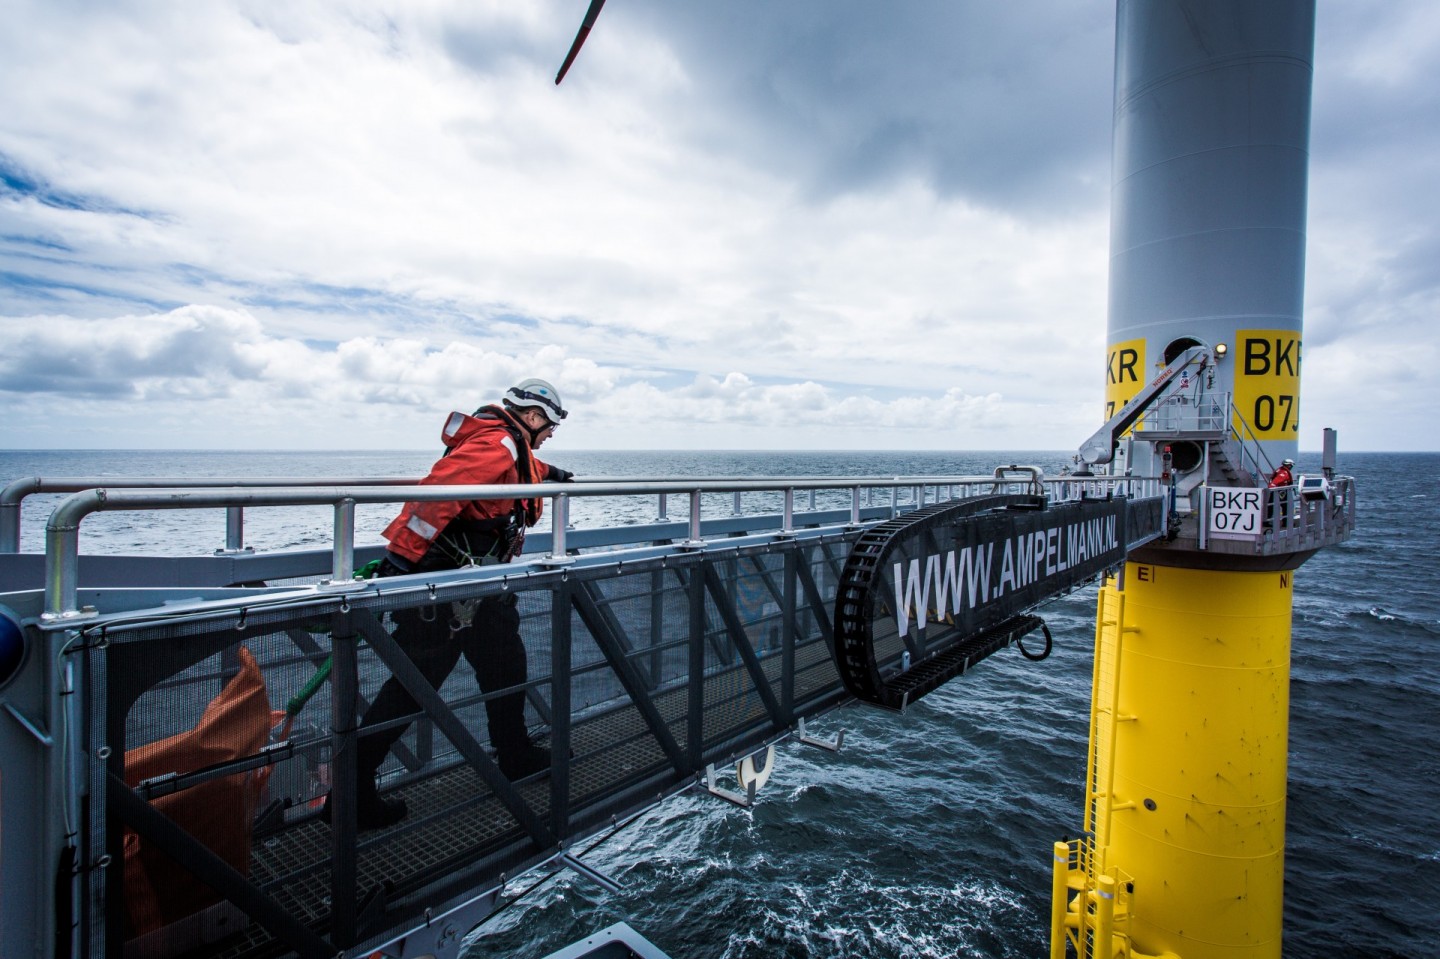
[122,647,276,938]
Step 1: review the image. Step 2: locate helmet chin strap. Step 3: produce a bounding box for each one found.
[500,402,548,444]
[520,411,550,444]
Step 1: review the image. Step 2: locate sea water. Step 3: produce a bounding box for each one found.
[1,449,1435,957]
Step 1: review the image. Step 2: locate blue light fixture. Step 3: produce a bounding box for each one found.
[0,606,27,692]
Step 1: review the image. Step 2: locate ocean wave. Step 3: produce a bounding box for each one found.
[713,874,1035,959]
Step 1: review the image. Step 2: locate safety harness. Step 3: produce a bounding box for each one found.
[428,404,542,565]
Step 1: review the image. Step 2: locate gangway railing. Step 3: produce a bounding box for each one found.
[0,475,418,554]
[2,473,1086,557]
[0,470,1161,959]
[30,474,1159,620]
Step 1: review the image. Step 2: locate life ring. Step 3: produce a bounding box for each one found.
[736,745,776,793]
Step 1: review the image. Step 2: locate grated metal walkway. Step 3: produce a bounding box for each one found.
[216,638,844,959]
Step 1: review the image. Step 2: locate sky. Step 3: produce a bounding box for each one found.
[1,1,1436,452]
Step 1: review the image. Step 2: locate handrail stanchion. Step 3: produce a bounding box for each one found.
[330,498,355,584]
[781,489,794,536]
[683,491,704,548]
[551,492,570,560]
[1197,492,1209,550]
[850,487,861,527]
[656,493,669,522]
[0,501,20,554]
[807,489,816,513]
[224,506,245,553]
[45,522,81,619]
[733,491,742,516]
[1049,841,1071,959]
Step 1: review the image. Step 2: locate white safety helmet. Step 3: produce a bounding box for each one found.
[503,378,568,425]
[1282,458,1294,468]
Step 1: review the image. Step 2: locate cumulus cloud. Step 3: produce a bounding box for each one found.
[0,305,618,402]
[0,305,1035,449]
[0,306,263,395]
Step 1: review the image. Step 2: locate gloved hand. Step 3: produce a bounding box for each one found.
[377,552,412,577]
[549,467,576,482]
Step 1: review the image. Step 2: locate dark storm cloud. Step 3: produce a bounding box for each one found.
[608,1,1116,215]
[1302,2,1440,355]
[1310,4,1440,155]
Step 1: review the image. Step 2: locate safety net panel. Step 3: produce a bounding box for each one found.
[88,532,858,959]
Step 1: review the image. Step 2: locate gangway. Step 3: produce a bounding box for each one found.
[0,470,1162,959]
[1079,345,1217,467]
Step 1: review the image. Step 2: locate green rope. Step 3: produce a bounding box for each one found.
[285,657,332,716]
[289,557,383,713]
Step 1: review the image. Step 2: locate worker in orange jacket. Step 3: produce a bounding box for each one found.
[338,378,574,830]
[1265,457,1295,530]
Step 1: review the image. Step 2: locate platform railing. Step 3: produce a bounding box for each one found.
[34,473,1159,620]
[1163,476,1356,558]
[1137,390,1230,434]
[1257,478,1357,552]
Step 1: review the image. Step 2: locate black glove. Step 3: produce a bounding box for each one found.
[549,467,576,483]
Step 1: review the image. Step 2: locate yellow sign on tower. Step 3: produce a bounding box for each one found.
[1104,337,1145,429]
[1233,329,1302,439]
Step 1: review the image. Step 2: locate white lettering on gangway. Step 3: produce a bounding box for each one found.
[892,515,1119,637]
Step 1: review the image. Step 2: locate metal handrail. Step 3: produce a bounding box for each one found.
[1,475,418,554]
[1227,403,1277,480]
[990,465,1045,495]
[5,471,1065,555]
[1138,390,1230,434]
[38,472,1158,619]
[1259,477,1356,548]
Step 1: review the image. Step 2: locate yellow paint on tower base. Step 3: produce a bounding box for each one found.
[1103,562,1294,958]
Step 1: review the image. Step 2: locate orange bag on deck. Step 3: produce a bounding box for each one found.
[123,646,274,938]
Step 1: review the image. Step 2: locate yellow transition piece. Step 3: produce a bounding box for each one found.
[1054,561,1294,959]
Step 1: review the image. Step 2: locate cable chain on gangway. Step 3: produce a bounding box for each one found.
[833,493,1049,710]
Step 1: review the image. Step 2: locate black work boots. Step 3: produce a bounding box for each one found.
[328,742,550,832]
[320,781,407,832]
[497,743,551,781]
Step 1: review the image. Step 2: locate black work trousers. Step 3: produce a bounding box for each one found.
[355,594,531,782]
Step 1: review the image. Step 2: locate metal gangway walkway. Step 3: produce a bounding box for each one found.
[0,470,1162,959]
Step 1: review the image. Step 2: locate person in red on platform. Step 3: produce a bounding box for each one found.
[1268,458,1294,489]
[335,378,575,830]
[1265,457,1295,531]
